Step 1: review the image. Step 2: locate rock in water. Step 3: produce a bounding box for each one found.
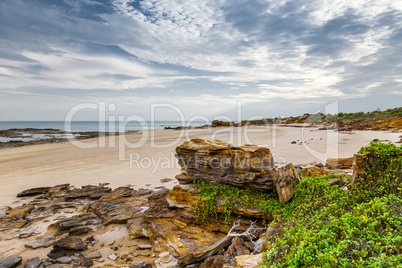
[175,139,300,202]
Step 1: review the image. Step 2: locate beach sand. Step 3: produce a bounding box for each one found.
[0,126,400,207]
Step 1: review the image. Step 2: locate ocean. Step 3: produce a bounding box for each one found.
[0,121,208,132]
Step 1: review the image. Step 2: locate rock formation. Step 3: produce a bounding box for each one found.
[175,139,300,202]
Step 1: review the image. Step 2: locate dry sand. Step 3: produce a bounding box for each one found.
[0,126,400,207]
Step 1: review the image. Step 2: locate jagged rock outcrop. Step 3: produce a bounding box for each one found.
[175,139,300,202]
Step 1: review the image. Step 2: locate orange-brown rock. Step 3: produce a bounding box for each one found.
[326,157,353,169]
[301,165,329,177]
[175,139,300,202]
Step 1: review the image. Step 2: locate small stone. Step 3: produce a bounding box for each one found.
[0,256,23,268]
[291,141,297,144]
[130,261,152,268]
[97,258,104,263]
[137,244,153,250]
[108,254,118,261]
[24,257,44,268]
[160,178,173,183]
[53,237,86,250]
[56,256,72,264]
[110,246,118,251]
[25,236,55,249]
[85,251,102,259]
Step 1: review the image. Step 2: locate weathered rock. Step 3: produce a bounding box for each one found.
[108,254,118,261]
[88,197,148,225]
[175,139,300,202]
[326,157,353,169]
[46,184,70,198]
[52,212,101,233]
[178,236,233,266]
[17,187,51,197]
[209,255,230,268]
[271,164,300,203]
[0,204,34,230]
[127,215,149,238]
[84,251,102,259]
[65,185,112,200]
[8,226,40,239]
[25,235,55,249]
[301,165,329,177]
[0,256,22,268]
[26,202,77,222]
[234,254,263,268]
[24,257,44,268]
[352,153,367,183]
[68,226,91,236]
[160,178,174,183]
[130,261,152,268]
[53,237,86,251]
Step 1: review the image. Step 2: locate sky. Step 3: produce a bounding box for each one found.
[0,0,401,121]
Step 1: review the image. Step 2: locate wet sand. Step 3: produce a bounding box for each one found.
[0,126,400,207]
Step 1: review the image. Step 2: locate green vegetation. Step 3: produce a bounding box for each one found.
[193,142,402,267]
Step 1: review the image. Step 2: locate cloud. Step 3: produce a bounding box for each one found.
[0,0,401,120]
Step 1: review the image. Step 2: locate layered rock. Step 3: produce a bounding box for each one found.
[175,139,300,202]
[326,157,353,169]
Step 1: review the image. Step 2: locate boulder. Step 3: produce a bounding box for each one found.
[127,215,149,238]
[0,256,22,268]
[326,157,353,169]
[175,139,300,202]
[17,187,51,197]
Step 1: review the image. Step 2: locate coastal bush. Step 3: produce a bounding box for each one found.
[262,142,402,267]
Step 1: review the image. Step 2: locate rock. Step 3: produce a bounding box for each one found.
[175,139,300,200]
[234,254,263,268]
[84,251,102,259]
[108,254,118,261]
[88,197,148,225]
[53,237,86,251]
[65,185,112,200]
[24,257,44,268]
[56,257,72,264]
[210,255,230,267]
[178,236,233,266]
[8,227,40,239]
[78,255,93,267]
[148,216,226,260]
[26,201,78,222]
[46,184,70,198]
[291,141,297,144]
[53,212,101,233]
[326,157,353,169]
[25,235,55,249]
[300,165,329,177]
[272,164,301,203]
[227,238,250,257]
[352,153,367,183]
[138,245,153,250]
[127,215,149,238]
[328,178,346,186]
[0,256,23,268]
[130,262,152,268]
[244,241,254,252]
[160,178,174,183]
[176,139,274,190]
[0,204,34,230]
[68,226,91,236]
[154,252,178,268]
[17,187,51,197]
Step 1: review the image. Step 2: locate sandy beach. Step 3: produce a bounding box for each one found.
[0,126,400,207]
